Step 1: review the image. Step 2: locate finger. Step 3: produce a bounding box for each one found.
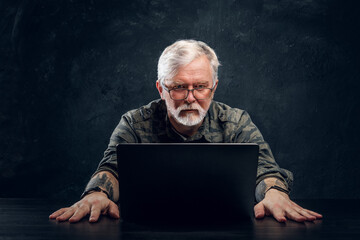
[304,208,323,219]
[290,202,323,219]
[285,208,307,222]
[49,208,69,219]
[56,208,76,222]
[68,204,90,223]
[254,202,265,219]
[107,201,120,219]
[295,208,317,221]
[271,207,287,222]
[89,203,102,222]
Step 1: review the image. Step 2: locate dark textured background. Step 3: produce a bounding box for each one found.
[1,0,359,202]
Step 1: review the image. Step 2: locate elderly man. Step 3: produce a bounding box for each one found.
[50,40,322,223]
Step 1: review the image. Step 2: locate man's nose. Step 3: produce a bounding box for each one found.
[185,89,196,103]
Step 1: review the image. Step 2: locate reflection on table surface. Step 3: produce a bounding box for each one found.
[0,198,359,240]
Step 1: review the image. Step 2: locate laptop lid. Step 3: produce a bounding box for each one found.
[116,143,259,225]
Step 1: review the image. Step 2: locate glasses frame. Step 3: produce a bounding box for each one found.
[160,81,216,101]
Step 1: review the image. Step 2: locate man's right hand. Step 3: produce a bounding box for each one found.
[49,191,120,223]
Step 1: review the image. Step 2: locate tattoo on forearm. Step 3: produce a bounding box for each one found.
[86,173,114,200]
[255,178,287,202]
[275,179,286,189]
[255,180,267,202]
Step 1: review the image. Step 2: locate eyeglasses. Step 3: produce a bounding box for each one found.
[161,81,215,101]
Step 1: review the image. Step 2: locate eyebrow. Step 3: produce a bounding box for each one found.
[169,80,210,86]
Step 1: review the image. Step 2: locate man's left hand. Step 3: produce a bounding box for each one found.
[254,189,323,222]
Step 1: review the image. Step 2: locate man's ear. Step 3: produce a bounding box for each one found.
[214,80,219,91]
[212,80,219,97]
[156,80,165,100]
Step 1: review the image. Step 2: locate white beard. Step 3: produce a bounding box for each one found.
[167,102,208,126]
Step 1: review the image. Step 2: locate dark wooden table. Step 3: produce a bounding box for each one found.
[0,198,359,240]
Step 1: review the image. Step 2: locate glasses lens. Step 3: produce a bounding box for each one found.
[170,89,188,100]
[169,88,212,100]
[194,88,211,100]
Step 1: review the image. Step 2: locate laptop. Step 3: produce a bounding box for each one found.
[116,143,259,226]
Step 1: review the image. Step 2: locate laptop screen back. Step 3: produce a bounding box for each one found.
[117,143,259,225]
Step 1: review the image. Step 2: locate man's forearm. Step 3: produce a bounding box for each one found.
[83,171,119,202]
[255,177,288,202]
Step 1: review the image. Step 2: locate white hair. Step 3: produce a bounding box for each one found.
[157,40,220,86]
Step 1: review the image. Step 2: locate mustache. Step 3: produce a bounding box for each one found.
[177,103,203,111]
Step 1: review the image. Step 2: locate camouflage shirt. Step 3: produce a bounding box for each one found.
[94,99,293,190]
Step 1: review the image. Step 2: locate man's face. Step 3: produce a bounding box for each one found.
[157,55,218,127]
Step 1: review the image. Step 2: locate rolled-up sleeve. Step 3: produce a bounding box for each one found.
[234,111,293,191]
[92,115,138,179]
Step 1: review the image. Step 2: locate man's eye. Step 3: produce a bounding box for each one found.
[196,85,206,89]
